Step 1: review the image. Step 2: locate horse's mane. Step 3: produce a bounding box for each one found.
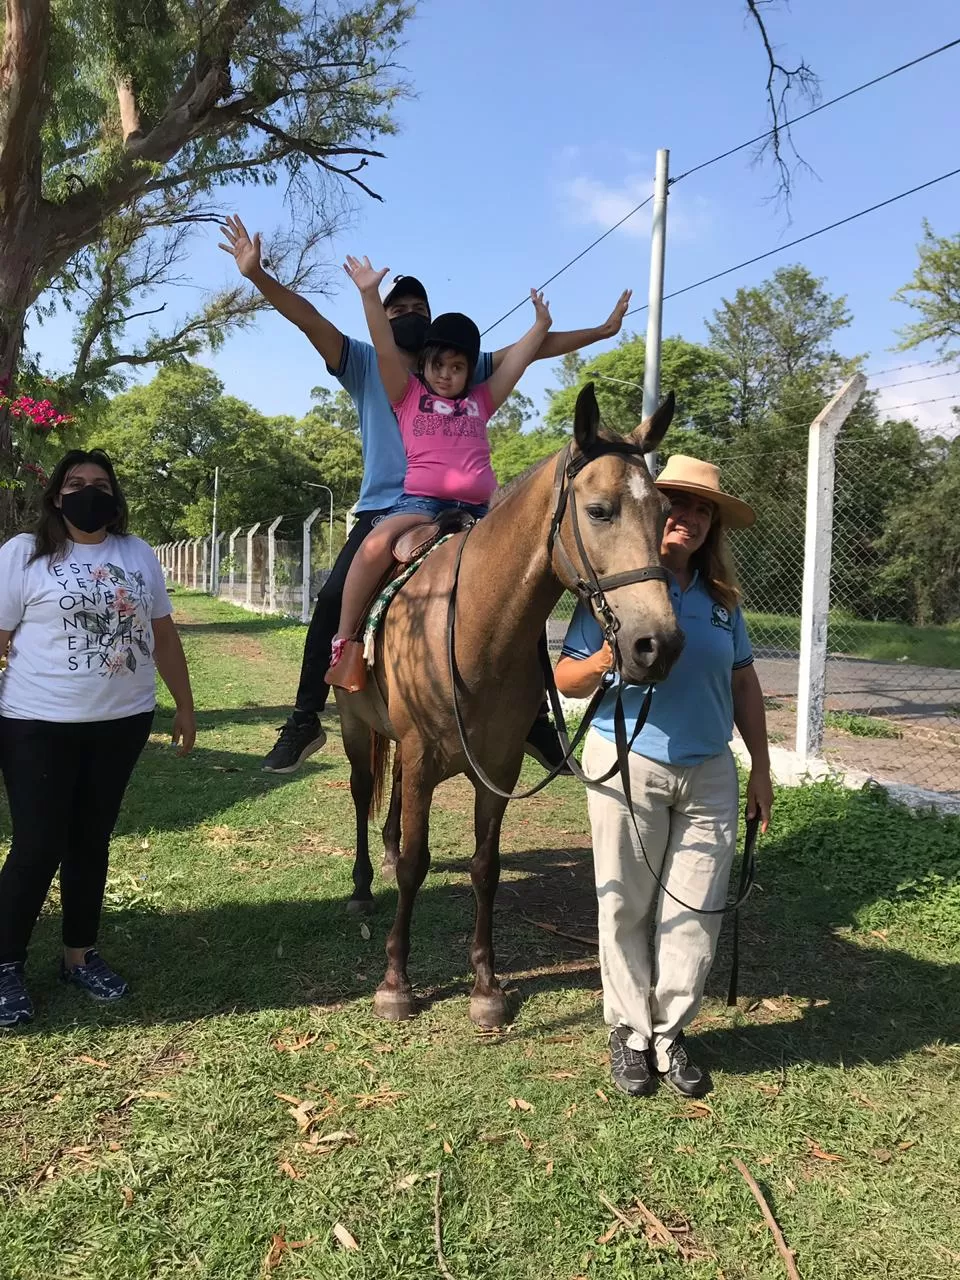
[489,452,556,509]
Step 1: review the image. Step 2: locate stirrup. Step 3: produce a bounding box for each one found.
[324,639,367,692]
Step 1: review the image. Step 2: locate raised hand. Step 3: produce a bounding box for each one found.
[599,288,633,339]
[218,214,262,278]
[344,255,390,295]
[530,288,553,329]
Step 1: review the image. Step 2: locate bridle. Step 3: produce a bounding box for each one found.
[444,434,758,919]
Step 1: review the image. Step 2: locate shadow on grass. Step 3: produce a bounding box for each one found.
[15,790,960,1074]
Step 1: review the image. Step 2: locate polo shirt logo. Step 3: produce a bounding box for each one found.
[711,603,732,630]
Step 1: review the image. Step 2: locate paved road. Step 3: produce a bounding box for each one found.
[546,622,960,723]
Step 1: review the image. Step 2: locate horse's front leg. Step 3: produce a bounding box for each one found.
[380,755,402,879]
[468,782,513,1027]
[374,751,433,1021]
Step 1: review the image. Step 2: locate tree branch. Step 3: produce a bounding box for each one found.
[745,0,819,208]
[0,0,51,213]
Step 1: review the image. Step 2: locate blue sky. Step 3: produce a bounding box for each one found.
[31,0,960,432]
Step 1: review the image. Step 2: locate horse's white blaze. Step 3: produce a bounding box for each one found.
[627,468,651,506]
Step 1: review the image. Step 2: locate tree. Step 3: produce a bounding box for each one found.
[91,362,362,543]
[491,425,566,487]
[0,0,411,524]
[544,335,735,443]
[487,389,534,451]
[894,221,960,361]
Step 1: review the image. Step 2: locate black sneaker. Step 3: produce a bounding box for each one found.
[660,1033,712,1097]
[262,716,327,773]
[0,962,33,1028]
[60,950,129,1003]
[524,712,572,775]
[609,1027,656,1097]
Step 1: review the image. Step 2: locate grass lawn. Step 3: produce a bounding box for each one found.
[744,612,960,669]
[2,594,959,1280]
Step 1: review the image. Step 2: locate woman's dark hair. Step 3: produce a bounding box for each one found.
[417,344,477,395]
[30,448,129,564]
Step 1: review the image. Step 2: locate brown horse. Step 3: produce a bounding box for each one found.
[333,384,684,1026]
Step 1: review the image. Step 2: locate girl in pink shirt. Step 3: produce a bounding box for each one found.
[326,255,552,689]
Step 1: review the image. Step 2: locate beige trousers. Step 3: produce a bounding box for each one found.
[583,729,739,1071]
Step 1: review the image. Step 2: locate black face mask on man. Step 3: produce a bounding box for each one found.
[60,486,119,534]
[389,312,430,354]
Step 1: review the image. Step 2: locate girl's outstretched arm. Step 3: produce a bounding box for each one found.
[343,255,409,403]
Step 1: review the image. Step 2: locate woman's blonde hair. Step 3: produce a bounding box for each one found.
[690,518,740,613]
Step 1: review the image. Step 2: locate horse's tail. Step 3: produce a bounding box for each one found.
[369,730,392,818]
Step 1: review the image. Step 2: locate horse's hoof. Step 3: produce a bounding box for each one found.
[469,990,510,1028]
[346,896,375,916]
[380,858,397,881]
[374,984,416,1021]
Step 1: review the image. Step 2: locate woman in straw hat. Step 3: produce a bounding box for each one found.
[556,454,772,1099]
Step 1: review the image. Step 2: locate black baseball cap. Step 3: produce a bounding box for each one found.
[382,274,430,311]
[423,313,481,368]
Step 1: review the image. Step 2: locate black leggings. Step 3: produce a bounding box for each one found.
[0,712,154,964]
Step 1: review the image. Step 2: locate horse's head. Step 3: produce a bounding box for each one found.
[556,383,684,685]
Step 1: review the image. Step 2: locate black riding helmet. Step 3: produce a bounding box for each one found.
[421,312,481,369]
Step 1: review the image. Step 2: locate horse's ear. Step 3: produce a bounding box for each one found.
[629,391,675,452]
[573,382,600,452]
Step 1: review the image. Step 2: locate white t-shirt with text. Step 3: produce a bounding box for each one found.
[0,533,172,723]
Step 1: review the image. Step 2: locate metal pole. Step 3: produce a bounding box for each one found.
[266,515,283,613]
[795,374,866,760]
[301,507,322,624]
[245,523,261,610]
[304,483,335,570]
[210,465,220,594]
[642,148,669,475]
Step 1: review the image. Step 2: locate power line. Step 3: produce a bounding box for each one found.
[479,37,960,335]
[671,36,960,183]
[479,197,653,337]
[867,370,959,391]
[864,357,946,378]
[624,167,960,316]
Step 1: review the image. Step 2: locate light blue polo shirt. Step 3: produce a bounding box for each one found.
[329,338,494,512]
[561,572,754,767]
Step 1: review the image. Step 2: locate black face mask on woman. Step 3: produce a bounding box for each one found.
[60,486,119,534]
[389,312,430,354]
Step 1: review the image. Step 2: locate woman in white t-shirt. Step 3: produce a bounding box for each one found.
[0,449,196,1029]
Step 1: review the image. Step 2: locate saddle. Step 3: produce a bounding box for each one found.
[326,508,478,694]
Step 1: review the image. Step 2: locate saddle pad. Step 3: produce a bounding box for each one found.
[362,534,454,666]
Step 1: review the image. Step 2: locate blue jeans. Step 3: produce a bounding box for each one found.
[376,494,489,524]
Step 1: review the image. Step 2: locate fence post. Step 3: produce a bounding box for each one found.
[795,374,867,760]
[213,533,225,597]
[266,515,283,613]
[345,504,357,538]
[192,539,202,590]
[201,537,210,593]
[245,522,261,609]
[228,526,242,599]
[301,507,322,623]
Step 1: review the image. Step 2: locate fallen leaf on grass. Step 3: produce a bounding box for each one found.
[545,1160,554,1176]
[852,1092,879,1110]
[595,1089,609,1103]
[805,1137,842,1162]
[898,1140,916,1151]
[121,1186,135,1208]
[278,1161,303,1180]
[360,923,371,940]
[300,1130,358,1156]
[869,929,888,940]
[516,1130,532,1151]
[272,1033,320,1054]
[756,1083,782,1098]
[597,1220,620,1246]
[354,1086,405,1111]
[675,1145,696,1156]
[761,999,781,1013]
[332,1223,359,1251]
[74,1055,110,1069]
[871,1149,893,1163]
[678,1102,712,1120]
[564,1103,578,1119]
[393,1172,426,1192]
[107,1142,122,1152]
[443,1139,453,1155]
[507,1097,534,1113]
[479,1132,510,1145]
[263,1227,314,1274]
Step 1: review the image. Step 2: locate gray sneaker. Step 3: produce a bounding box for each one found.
[609,1026,656,1097]
[0,962,33,1028]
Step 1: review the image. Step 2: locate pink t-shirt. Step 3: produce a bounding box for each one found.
[392,375,497,506]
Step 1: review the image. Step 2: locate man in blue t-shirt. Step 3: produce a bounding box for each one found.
[219,215,633,773]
